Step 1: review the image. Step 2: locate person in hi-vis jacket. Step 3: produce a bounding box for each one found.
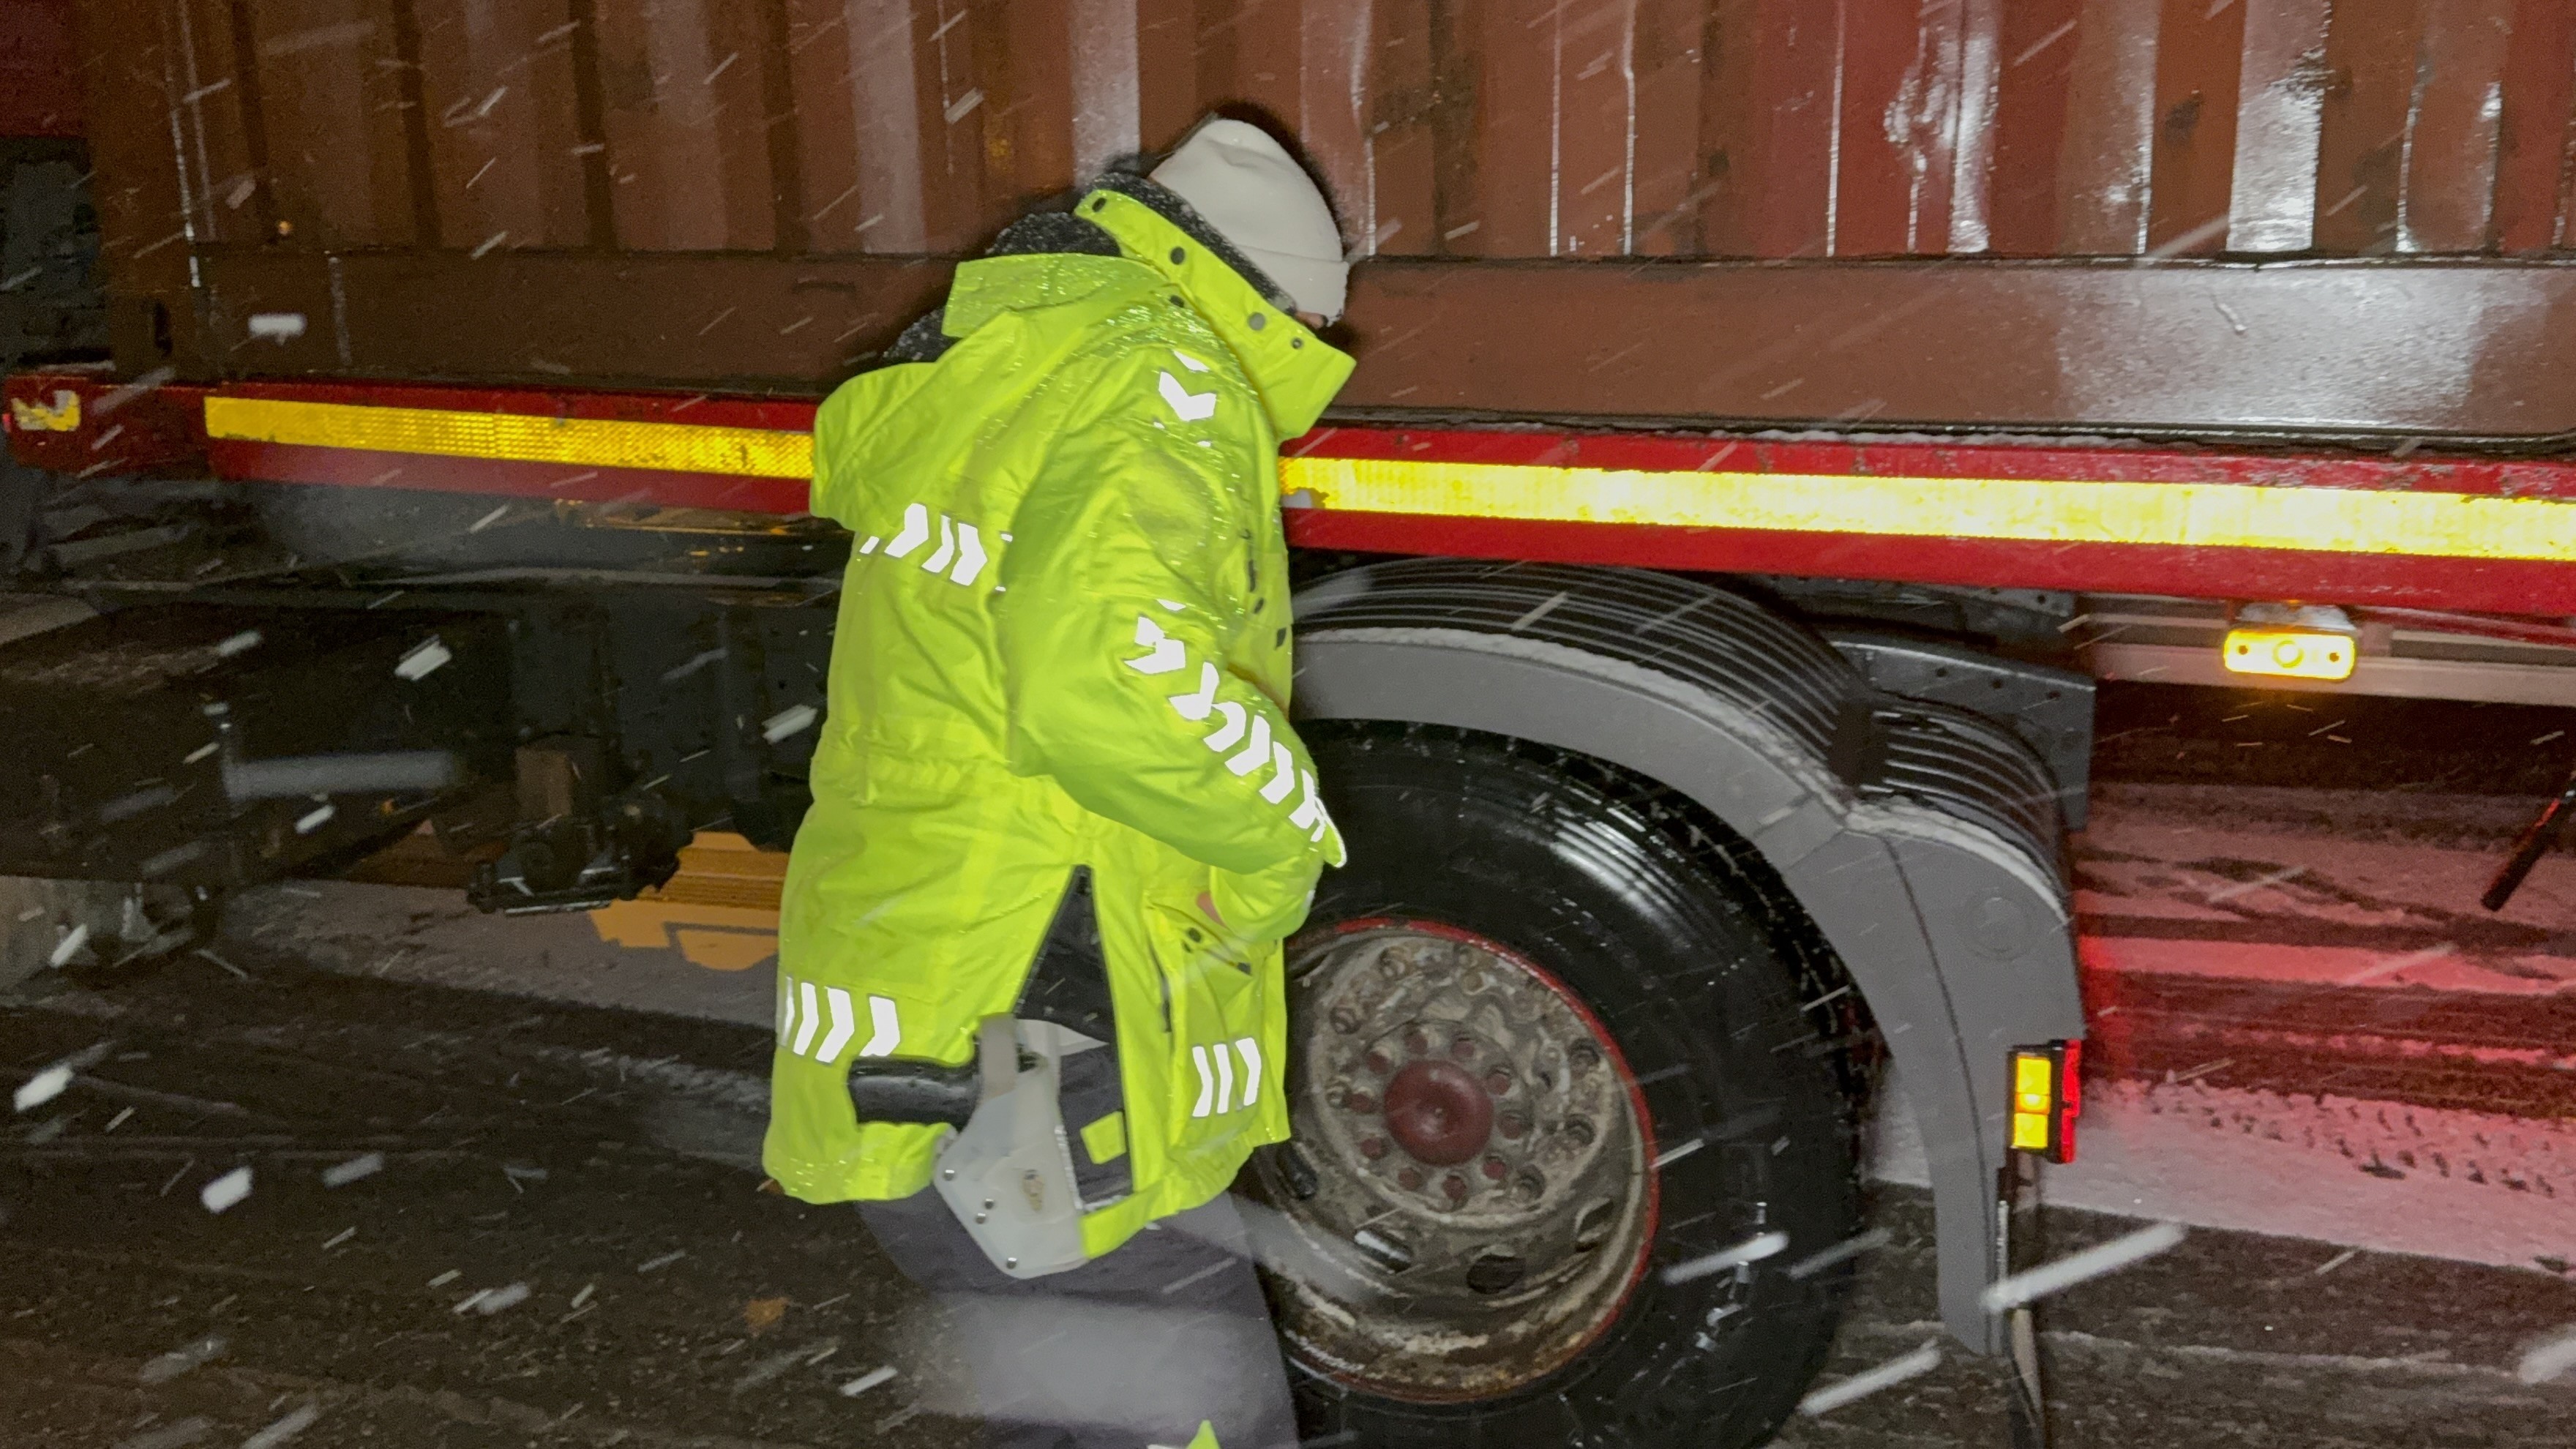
[764,117,1356,1449]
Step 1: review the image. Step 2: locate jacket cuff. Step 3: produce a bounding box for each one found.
[1210,856,1322,942]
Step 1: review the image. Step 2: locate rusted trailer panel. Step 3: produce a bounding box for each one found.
[66,0,2576,435]
[0,0,79,138]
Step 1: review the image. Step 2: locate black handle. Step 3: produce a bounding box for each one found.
[2482,759,2576,912]
[847,1059,981,1127]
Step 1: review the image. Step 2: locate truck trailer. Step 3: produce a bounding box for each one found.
[5,1,2575,1445]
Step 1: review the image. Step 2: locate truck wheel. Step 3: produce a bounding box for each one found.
[1249,724,1862,1449]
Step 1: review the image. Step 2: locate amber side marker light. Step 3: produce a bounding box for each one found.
[2009,1041,2081,1164]
[2222,627,2356,682]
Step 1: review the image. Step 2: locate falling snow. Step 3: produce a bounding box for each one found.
[198,1167,254,1215]
[13,1063,72,1113]
[1981,1222,2189,1313]
[1663,1230,1790,1286]
[321,1152,384,1187]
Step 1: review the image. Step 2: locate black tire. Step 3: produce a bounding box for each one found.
[1266,723,1862,1449]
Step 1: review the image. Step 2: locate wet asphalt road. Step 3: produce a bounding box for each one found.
[8,951,2576,1449]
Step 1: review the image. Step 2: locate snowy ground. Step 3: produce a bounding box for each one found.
[5,951,2573,1449]
[8,779,2573,1445]
[213,781,2576,1275]
[1873,1072,2576,1277]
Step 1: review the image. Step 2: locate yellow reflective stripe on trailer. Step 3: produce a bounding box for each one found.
[1278,456,2576,562]
[203,396,815,479]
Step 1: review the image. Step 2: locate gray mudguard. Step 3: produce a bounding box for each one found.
[1290,561,2086,1353]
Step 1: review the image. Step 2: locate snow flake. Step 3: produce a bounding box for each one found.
[1663,1230,1789,1285]
[322,1152,383,1187]
[760,705,817,743]
[138,1334,227,1384]
[1980,1221,2187,1312]
[839,1365,898,1397]
[199,1167,253,1215]
[241,1403,321,1449]
[1798,1341,1942,1415]
[13,1064,71,1113]
[394,637,452,681]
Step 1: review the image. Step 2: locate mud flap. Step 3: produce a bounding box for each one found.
[2000,1153,2052,1449]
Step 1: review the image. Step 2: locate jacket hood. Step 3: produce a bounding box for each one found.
[1076,187,1353,438]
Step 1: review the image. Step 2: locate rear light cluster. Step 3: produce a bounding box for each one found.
[2009,1041,2081,1164]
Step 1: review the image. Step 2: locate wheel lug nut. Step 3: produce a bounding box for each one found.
[1461,969,1486,991]
[1330,1006,1362,1034]
[1568,1043,1600,1074]
[1442,1173,1468,1203]
[1481,1155,1508,1181]
[1359,1135,1389,1160]
[1515,1170,1545,1202]
[1403,1027,1430,1055]
[1364,1050,1392,1074]
[1343,1090,1377,1113]
[1450,1036,1478,1063]
[1484,1068,1512,1095]
[1398,1165,1425,1190]
[1499,1112,1530,1140]
[1563,1117,1595,1146]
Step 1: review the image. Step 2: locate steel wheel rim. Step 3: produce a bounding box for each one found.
[1253,918,1660,1404]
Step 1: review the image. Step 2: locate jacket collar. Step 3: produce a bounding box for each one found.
[1077,189,1354,438]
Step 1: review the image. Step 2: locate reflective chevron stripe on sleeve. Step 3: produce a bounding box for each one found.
[1168,663,1219,720]
[1202,700,1246,751]
[1125,615,1188,675]
[875,501,989,587]
[1123,612,1335,857]
[1224,714,1272,776]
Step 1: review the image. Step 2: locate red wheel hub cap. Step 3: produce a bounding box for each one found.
[1381,1059,1494,1166]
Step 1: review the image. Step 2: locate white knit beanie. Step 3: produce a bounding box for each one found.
[1150,118,1350,324]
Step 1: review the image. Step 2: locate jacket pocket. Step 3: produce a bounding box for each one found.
[1143,902,1279,1160]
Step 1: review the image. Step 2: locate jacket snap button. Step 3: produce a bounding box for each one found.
[1248,312,1267,331]
[1169,247,1186,264]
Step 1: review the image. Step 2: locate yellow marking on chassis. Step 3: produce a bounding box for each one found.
[203,396,814,479]
[1281,456,2576,562]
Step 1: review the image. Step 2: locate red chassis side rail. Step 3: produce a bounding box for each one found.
[8,369,2576,618]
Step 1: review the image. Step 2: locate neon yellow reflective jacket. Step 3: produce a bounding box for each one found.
[763,187,1355,1259]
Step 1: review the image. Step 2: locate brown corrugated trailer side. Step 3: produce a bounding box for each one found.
[69,0,2576,441]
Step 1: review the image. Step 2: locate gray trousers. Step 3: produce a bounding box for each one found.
[858,1189,1301,1449]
